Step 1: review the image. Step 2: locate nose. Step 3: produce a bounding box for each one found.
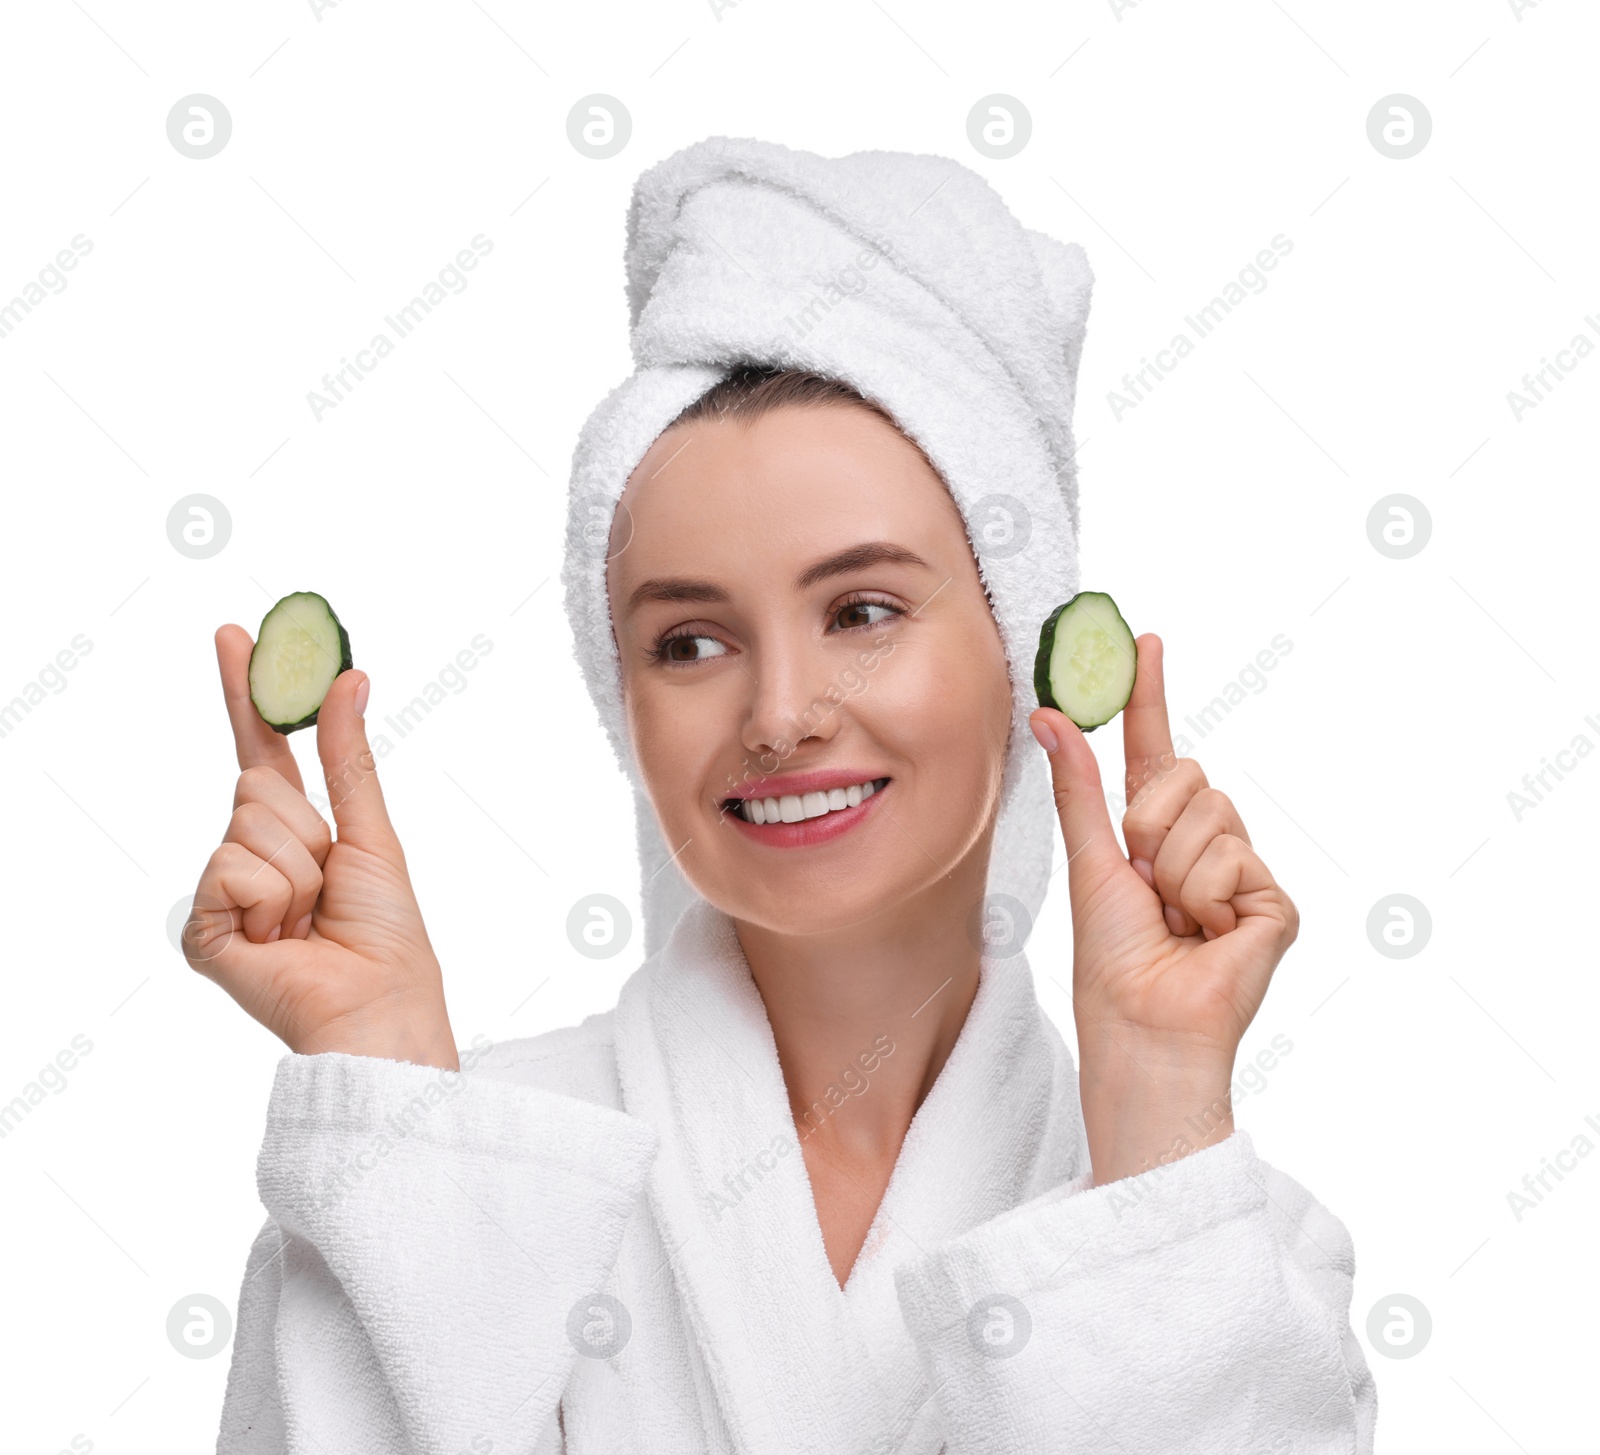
[739,627,847,766]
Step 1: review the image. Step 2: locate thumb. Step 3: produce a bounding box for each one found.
[316,668,401,859]
[1030,706,1126,913]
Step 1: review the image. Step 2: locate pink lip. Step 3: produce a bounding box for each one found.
[718,774,893,849]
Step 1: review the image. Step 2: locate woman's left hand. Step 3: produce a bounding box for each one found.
[1030,633,1299,1187]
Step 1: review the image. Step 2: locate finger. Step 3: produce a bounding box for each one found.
[199,841,295,946]
[217,624,306,796]
[222,800,325,941]
[1150,786,1251,936]
[1179,833,1290,946]
[1122,756,1208,896]
[1031,706,1128,915]
[1122,634,1176,808]
[182,884,334,1051]
[314,668,402,861]
[234,764,335,871]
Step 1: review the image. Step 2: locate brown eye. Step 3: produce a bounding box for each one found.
[653,631,728,665]
[832,598,901,632]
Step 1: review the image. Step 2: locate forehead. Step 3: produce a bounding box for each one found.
[607,405,962,592]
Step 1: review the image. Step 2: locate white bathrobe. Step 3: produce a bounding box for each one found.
[215,895,1376,1454]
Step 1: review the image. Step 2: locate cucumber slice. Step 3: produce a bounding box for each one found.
[1033,591,1137,732]
[248,591,353,734]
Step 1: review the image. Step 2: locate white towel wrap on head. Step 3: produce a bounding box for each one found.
[560,134,1095,956]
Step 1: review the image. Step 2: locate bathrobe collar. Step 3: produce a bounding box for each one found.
[611,895,1088,1454]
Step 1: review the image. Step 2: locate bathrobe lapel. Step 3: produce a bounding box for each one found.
[611,897,1091,1455]
[836,909,1090,1446]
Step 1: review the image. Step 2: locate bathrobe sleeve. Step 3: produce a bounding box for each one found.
[892,1130,1377,1454]
[214,1049,659,1455]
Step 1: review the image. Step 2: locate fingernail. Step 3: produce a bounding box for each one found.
[1131,857,1155,889]
[266,923,281,942]
[353,674,370,717]
[1029,717,1058,754]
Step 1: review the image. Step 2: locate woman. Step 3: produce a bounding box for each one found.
[193,137,1376,1452]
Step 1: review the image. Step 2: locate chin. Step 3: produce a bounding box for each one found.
[697,858,937,939]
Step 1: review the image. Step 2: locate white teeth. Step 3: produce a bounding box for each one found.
[736,779,886,823]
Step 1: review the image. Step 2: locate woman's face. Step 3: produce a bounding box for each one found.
[606,402,1013,934]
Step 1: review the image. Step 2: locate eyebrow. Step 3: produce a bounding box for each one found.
[623,540,933,616]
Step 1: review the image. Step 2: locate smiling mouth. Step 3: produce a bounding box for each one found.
[722,777,891,825]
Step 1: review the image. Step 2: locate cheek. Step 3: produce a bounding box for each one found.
[921,603,1009,701]
[624,677,728,818]
[625,680,676,775]
[864,630,1012,770]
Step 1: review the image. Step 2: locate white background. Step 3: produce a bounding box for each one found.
[2,0,1594,1449]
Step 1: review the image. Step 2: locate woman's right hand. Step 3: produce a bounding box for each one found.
[183,624,459,1070]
